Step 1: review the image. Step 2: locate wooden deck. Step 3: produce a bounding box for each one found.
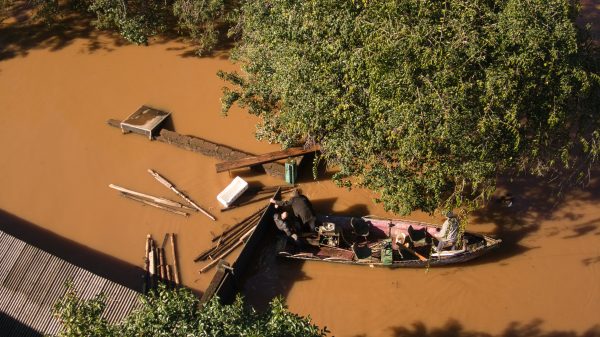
[0,230,141,336]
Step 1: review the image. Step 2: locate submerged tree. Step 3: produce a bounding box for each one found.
[2,0,228,53]
[220,0,600,214]
[53,283,328,337]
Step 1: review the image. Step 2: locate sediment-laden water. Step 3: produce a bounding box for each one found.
[1,6,599,337]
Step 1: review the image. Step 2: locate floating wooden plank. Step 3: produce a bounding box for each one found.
[215,145,320,173]
[148,169,216,221]
[109,184,194,211]
[120,193,189,217]
[170,234,180,285]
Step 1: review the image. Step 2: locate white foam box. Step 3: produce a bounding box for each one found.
[217,176,249,207]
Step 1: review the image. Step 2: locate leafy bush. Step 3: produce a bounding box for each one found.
[53,283,328,337]
[220,0,600,214]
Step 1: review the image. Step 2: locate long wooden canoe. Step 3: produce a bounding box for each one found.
[274,215,501,268]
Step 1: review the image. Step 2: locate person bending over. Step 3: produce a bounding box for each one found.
[273,211,299,242]
[270,190,318,232]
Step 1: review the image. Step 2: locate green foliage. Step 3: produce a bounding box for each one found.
[2,0,229,51]
[173,0,226,55]
[85,0,169,45]
[53,282,115,337]
[221,0,600,215]
[52,283,327,337]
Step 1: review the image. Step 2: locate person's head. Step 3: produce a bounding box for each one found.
[291,189,301,197]
[281,211,288,220]
[445,211,456,218]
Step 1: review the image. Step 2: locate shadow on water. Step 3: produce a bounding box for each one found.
[468,173,600,266]
[0,312,42,337]
[0,3,234,63]
[0,209,142,291]
[355,320,600,337]
[0,5,119,62]
[239,229,309,311]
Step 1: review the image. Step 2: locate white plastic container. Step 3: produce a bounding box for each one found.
[217,176,249,207]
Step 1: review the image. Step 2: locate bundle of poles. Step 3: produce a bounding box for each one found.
[109,169,215,221]
[194,206,267,273]
[143,233,181,293]
[220,185,296,212]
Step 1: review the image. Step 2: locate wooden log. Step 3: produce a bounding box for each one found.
[107,120,286,179]
[110,184,195,210]
[148,238,156,290]
[170,234,180,285]
[215,145,320,173]
[199,226,257,273]
[158,248,167,280]
[120,193,189,217]
[148,169,216,221]
[161,233,170,249]
[166,264,173,284]
[142,234,151,293]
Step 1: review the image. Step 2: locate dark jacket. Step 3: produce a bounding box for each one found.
[275,195,316,225]
[274,214,294,237]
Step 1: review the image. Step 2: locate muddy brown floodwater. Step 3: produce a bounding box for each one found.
[1,6,599,337]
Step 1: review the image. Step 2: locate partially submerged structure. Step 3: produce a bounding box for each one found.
[0,230,141,336]
[119,105,171,140]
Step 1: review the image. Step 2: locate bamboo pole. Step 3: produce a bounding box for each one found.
[166,264,173,284]
[120,193,190,216]
[161,233,170,249]
[208,219,259,260]
[195,216,259,262]
[158,248,167,280]
[148,237,156,290]
[211,206,266,242]
[142,234,150,293]
[110,184,194,210]
[147,169,216,221]
[170,233,180,285]
[199,226,256,273]
[211,211,261,245]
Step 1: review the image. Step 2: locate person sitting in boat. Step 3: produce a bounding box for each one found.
[270,190,318,232]
[274,211,300,243]
[434,211,460,252]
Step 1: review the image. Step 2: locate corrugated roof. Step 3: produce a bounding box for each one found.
[0,230,141,336]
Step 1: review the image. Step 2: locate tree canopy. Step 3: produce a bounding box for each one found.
[3,0,228,54]
[220,0,600,214]
[53,283,328,337]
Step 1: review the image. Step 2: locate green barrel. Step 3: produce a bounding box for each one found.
[285,159,297,184]
[380,239,393,265]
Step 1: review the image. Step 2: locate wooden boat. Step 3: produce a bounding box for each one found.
[274,215,501,267]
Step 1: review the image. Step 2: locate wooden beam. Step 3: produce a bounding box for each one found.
[215,145,320,173]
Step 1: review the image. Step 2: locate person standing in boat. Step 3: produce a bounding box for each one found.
[270,190,318,232]
[274,211,299,243]
[434,211,460,252]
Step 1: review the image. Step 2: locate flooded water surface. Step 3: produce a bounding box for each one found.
[1,9,599,337]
